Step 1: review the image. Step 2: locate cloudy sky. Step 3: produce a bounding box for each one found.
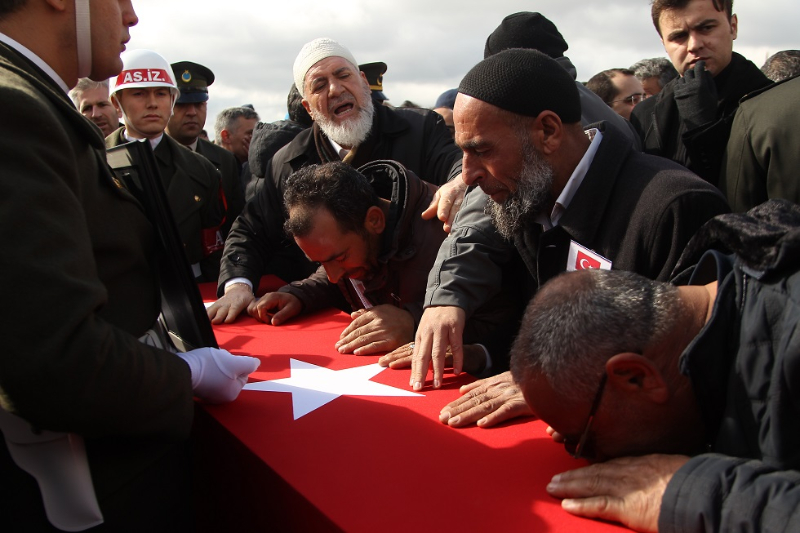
[128,0,797,135]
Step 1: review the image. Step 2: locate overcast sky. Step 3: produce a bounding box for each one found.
[128,0,797,137]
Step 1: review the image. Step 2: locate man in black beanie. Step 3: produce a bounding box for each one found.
[403,50,728,411]
[420,11,641,257]
[483,12,641,148]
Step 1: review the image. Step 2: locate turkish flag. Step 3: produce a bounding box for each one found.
[575,250,602,270]
[195,280,628,532]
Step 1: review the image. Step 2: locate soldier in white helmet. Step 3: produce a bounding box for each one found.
[107,48,228,282]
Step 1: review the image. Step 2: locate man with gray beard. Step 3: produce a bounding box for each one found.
[392,50,728,415]
[209,38,462,330]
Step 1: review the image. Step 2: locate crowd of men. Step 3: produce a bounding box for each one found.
[1,0,799,531]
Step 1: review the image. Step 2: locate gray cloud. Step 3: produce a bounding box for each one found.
[127,0,797,129]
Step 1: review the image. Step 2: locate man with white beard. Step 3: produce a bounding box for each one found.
[209,38,462,337]
[395,49,729,403]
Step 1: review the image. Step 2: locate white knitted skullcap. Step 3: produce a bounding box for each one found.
[293,38,359,97]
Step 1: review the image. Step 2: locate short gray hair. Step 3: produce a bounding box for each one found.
[510,269,680,398]
[214,106,260,144]
[629,57,678,89]
[761,50,800,82]
[68,78,110,108]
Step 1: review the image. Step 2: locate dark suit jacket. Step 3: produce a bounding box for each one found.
[106,130,225,281]
[0,41,194,528]
[195,137,245,236]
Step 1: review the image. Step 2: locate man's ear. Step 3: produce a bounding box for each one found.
[301,99,312,117]
[220,129,231,144]
[45,0,68,12]
[535,111,563,155]
[606,353,669,403]
[363,205,385,235]
[729,13,738,40]
[110,94,123,116]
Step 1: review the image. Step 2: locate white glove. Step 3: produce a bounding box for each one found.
[178,348,260,404]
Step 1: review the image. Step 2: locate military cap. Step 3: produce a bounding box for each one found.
[360,62,388,102]
[171,61,215,104]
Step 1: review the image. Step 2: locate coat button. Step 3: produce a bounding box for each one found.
[194,195,201,202]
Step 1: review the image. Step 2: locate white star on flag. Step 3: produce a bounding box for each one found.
[243,359,423,419]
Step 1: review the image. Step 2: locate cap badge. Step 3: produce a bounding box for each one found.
[181,70,192,83]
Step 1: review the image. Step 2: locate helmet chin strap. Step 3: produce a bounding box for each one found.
[75,0,92,78]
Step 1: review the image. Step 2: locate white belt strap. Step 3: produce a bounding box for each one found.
[0,408,103,531]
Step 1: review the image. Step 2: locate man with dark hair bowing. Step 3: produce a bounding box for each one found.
[401,50,727,402]
[510,201,800,532]
[208,38,462,327]
[250,160,446,357]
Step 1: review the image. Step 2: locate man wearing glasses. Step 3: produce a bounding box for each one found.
[586,68,647,121]
[630,0,771,186]
[510,200,800,532]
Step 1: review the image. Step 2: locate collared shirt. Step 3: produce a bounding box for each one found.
[187,139,199,152]
[328,137,349,159]
[0,31,70,95]
[123,129,164,151]
[536,128,603,230]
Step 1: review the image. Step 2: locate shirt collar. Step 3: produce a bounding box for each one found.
[0,31,70,95]
[124,129,164,151]
[328,137,348,158]
[536,128,603,230]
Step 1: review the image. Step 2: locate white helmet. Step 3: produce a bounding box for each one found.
[110,49,179,98]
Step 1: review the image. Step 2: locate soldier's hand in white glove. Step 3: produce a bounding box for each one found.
[178,348,260,403]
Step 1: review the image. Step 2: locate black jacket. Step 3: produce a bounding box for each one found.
[661,200,800,533]
[218,104,462,294]
[630,52,771,186]
[246,119,308,201]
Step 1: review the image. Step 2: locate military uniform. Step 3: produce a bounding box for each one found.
[169,61,245,237]
[0,39,195,531]
[196,137,244,236]
[106,129,226,282]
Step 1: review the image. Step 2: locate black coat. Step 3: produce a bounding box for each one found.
[661,200,800,533]
[630,52,771,186]
[196,137,245,237]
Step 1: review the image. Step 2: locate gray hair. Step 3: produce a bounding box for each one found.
[214,106,260,144]
[629,57,678,89]
[68,78,110,108]
[761,50,800,82]
[510,269,680,398]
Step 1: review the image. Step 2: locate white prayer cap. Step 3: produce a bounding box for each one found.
[293,38,359,97]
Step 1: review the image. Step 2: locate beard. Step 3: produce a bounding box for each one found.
[315,85,375,148]
[486,139,555,240]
